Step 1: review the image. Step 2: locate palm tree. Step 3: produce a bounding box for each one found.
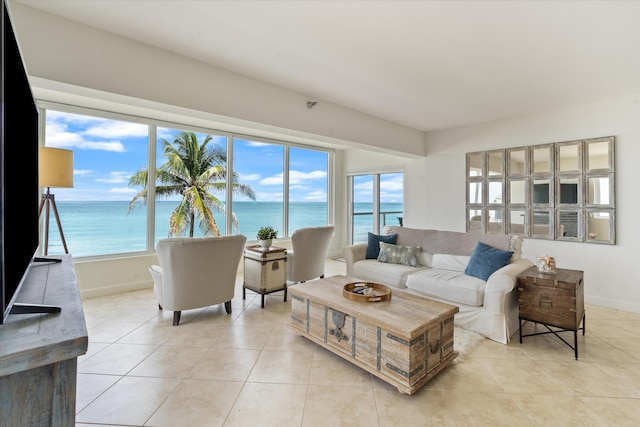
[128,131,256,237]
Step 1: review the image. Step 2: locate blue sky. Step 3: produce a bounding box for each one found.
[45,110,330,203]
[45,110,403,204]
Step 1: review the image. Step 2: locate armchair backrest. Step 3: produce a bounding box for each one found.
[288,226,335,282]
[154,234,247,311]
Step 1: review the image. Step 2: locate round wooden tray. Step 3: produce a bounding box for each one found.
[343,282,391,302]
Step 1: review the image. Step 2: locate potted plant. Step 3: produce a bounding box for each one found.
[257,226,278,249]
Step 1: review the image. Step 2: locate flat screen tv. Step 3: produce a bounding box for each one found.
[1,0,46,324]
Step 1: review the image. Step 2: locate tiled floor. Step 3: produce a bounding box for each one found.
[76,259,640,426]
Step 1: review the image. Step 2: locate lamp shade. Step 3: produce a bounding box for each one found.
[39,147,74,188]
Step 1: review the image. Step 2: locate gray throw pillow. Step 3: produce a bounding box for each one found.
[377,242,421,267]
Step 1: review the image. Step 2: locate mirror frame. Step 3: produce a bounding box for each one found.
[466,136,615,244]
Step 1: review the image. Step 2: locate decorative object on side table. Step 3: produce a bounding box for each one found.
[536,255,556,274]
[256,225,278,249]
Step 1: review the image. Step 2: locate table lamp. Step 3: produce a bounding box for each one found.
[38,147,74,255]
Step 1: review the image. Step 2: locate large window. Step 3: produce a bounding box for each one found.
[233,138,284,239]
[153,128,230,245]
[41,104,332,257]
[288,147,329,234]
[43,110,149,257]
[348,171,404,244]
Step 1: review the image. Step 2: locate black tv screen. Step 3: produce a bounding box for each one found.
[1,0,40,324]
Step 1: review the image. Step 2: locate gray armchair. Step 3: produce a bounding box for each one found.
[149,234,247,325]
[286,226,335,284]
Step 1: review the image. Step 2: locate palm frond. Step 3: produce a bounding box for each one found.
[128,131,255,237]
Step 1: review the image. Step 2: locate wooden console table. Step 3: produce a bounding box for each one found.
[0,255,88,426]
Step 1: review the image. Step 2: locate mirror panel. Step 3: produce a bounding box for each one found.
[586,137,613,171]
[558,177,580,205]
[468,181,483,204]
[467,208,484,233]
[587,175,611,206]
[488,180,503,205]
[488,151,504,176]
[507,208,526,235]
[508,148,527,176]
[586,210,613,242]
[532,210,553,239]
[467,152,483,177]
[558,210,580,239]
[487,208,504,234]
[532,178,552,205]
[509,179,527,205]
[557,142,580,173]
[532,145,552,174]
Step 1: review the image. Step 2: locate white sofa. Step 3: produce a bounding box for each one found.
[344,227,533,344]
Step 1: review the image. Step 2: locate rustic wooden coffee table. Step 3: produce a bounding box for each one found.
[289,275,459,394]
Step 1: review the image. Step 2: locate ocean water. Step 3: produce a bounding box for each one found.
[45,201,403,257]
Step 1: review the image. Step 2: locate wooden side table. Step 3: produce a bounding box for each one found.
[517,266,585,359]
[243,245,287,308]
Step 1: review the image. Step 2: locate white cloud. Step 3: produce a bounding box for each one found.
[81,140,126,152]
[74,169,93,176]
[109,187,136,194]
[239,173,261,181]
[97,171,132,184]
[289,170,326,184]
[46,112,129,152]
[45,121,85,147]
[261,173,283,186]
[301,190,327,201]
[246,141,269,147]
[381,179,404,191]
[354,180,373,191]
[261,170,327,186]
[84,121,148,138]
[255,191,283,202]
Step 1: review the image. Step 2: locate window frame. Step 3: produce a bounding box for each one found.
[39,101,335,259]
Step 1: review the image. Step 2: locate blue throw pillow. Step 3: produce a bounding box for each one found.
[464,241,514,281]
[366,233,398,259]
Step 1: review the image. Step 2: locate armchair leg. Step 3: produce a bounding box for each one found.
[173,311,181,326]
[224,301,232,314]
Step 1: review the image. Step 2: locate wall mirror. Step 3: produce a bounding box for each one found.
[466,136,615,244]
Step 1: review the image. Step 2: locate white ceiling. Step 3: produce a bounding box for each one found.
[15,0,640,132]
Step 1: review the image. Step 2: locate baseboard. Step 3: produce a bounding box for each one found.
[80,280,153,299]
[586,295,640,314]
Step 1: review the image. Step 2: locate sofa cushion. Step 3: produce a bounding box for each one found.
[377,242,421,267]
[352,259,422,288]
[406,269,487,306]
[464,241,514,281]
[366,232,398,259]
[431,254,471,272]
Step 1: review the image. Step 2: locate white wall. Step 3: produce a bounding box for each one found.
[404,95,639,313]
